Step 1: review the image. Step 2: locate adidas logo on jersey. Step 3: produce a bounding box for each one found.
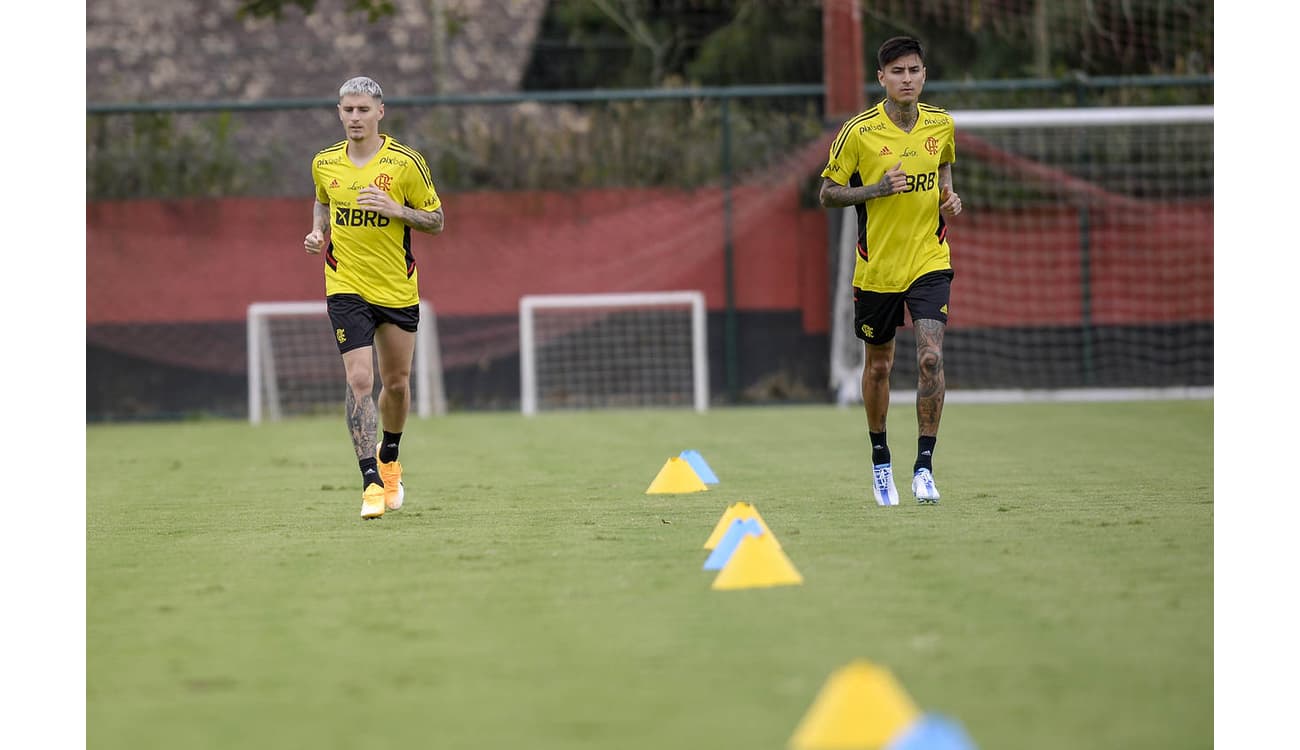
[329,179,340,188]
[879,147,892,156]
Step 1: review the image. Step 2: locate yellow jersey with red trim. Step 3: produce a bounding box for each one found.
[821,101,956,293]
[311,135,441,308]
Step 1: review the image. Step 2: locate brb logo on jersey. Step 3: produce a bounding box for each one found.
[336,207,391,227]
[373,173,393,191]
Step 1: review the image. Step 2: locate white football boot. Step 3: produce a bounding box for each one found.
[912,468,940,504]
[872,464,901,506]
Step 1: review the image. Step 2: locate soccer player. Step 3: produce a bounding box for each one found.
[303,76,445,519]
[818,36,963,505]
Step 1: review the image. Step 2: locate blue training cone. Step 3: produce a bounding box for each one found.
[885,714,979,750]
[679,450,720,484]
[702,517,763,570]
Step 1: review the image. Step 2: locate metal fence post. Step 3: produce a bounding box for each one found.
[721,95,738,403]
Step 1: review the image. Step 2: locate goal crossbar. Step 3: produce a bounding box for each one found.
[952,105,1212,129]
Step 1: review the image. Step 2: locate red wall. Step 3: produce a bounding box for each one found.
[951,202,1214,326]
[87,185,831,333]
[87,190,1211,331]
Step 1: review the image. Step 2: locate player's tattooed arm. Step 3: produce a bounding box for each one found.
[304,200,330,254]
[312,200,330,234]
[818,165,908,209]
[398,205,444,235]
[356,186,444,235]
[937,163,962,216]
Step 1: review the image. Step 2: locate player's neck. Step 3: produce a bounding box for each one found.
[346,133,385,165]
[883,99,919,131]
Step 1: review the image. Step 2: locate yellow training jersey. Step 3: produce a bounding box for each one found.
[311,135,441,308]
[822,101,956,293]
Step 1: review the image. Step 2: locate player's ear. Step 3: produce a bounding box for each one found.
[377,103,385,121]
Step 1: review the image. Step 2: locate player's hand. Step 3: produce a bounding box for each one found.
[356,186,401,218]
[939,186,962,217]
[878,161,908,196]
[304,229,325,254]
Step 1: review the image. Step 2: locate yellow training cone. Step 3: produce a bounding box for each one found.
[711,532,802,589]
[645,456,709,494]
[704,502,779,549]
[787,660,920,750]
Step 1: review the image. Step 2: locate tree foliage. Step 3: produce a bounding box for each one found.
[522,0,1212,89]
[236,0,395,23]
[522,0,820,89]
[235,0,1211,88]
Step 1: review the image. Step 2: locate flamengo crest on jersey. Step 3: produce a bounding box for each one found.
[312,135,441,308]
[822,101,956,293]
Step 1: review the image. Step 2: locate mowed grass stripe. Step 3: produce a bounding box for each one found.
[87,401,1212,750]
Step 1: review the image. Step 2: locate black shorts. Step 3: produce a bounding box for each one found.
[853,270,953,345]
[326,294,420,354]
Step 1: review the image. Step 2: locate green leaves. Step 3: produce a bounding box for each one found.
[236,0,395,23]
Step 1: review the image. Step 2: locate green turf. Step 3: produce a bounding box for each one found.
[87,400,1212,749]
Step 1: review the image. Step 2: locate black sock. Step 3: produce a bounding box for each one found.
[914,436,937,474]
[360,457,384,489]
[379,431,402,463]
[869,431,890,466]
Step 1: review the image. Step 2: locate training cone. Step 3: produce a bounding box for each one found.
[702,517,763,570]
[711,532,802,590]
[787,660,920,750]
[678,449,720,484]
[645,456,709,494]
[884,714,978,750]
[703,502,779,549]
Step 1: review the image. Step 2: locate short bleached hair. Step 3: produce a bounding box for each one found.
[338,76,383,101]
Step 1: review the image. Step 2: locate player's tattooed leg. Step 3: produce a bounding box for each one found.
[345,387,379,461]
[915,318,946,436]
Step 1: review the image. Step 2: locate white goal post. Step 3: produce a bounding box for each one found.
[519,291,709,415]
[247,299,447,424]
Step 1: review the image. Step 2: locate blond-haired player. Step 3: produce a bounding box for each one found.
[304,76,445,519]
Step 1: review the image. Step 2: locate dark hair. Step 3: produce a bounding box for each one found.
[877,36,924,69]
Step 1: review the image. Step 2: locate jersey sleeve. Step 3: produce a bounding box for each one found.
[942,122,956,164]
[821,120,861,186]
[401,150,441,212]
[312,158,329,204]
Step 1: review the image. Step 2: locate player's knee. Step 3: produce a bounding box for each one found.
[917,349,944,378]
[864,357,892,382]
[346,371,374,397]
[383,377,411,399]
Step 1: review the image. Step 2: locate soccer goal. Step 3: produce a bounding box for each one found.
[829,105,1214,405]
[247,299,447,424]
[519,291,709,415]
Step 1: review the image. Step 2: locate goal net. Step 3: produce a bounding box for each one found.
[829,105,1213,404]
[519,291,708,414]
[247,299,447,423]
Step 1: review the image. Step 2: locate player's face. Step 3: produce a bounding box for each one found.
[338,94,384,141]
[877,53,926,106]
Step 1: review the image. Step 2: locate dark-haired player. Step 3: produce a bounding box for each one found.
[818,36,963,505]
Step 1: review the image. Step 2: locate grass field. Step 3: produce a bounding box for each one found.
[86,400,1212,749]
